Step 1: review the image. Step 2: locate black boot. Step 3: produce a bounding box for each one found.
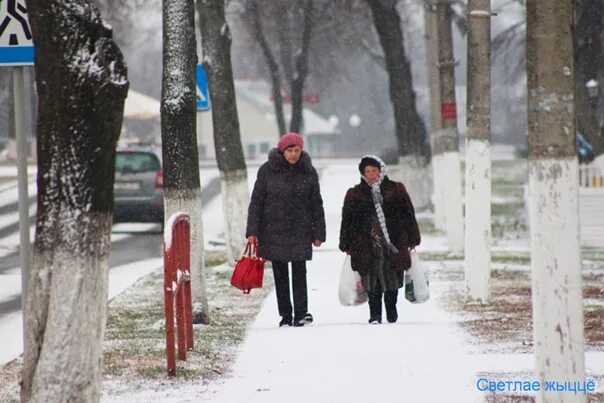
[279,316,292,327]
[293,312,313,327]
[384,290,398,323]
[368,292,382,324]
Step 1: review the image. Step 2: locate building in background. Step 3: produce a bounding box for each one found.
[197,79,340,160]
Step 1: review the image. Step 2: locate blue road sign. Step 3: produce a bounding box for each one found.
[195,64,210,111]
[0,46,34,65]
[0,0,35,66]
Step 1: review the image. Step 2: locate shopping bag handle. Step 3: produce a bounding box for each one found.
[242,241,260,259]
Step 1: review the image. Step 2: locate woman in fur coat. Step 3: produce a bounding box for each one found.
[339,155,420,324]
[246,132,326,328]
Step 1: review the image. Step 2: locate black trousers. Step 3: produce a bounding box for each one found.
[272,260,307,319]
[368,290,398,319]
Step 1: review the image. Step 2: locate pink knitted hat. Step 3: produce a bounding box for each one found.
[277,132,304,152]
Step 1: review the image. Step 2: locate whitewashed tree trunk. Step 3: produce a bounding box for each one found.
[436,3,464,252]
[162,0,208,323]
[464,0,491,302]
[24,220,111,402]
[164,191,208,321]
[220,170,250,263]
[529,160,584,403]
[442,149,464,253]
[424,0,445,231]
[464,140,491,301]
[527,1,585,401]
[392,156,432,210]
[431,153,446,230]
[21,1,128,400]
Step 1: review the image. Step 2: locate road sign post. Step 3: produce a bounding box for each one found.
[1,0,34,338]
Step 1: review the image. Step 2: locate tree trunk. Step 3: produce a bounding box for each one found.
[425,0,445,230]
[436,2,464,253]
[526,2,585,401]
[464,0,491,302]
[162,0,208,323]
[198,0,250,264]
[367,0,431,210]
[250,0,286,135]
[21,1,128,401]
[288,0,313,134]
[367,0,424,158]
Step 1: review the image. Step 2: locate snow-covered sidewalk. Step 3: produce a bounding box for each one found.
[202,251,479,403]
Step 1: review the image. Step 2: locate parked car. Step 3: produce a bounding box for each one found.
[113,147,164,226]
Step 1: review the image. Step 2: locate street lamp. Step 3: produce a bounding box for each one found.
[328,115,339,128]
[349,114,361,128]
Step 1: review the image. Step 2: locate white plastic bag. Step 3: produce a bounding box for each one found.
[404,250,430,303]
[338,255,368,306]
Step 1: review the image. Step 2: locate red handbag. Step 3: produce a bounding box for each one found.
[230,242,265,294]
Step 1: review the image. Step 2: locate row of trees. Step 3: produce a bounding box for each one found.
[463,1,587,400]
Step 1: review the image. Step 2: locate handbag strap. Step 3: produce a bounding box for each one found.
[250,241,260,259]
[242,242,253,257]
[243,241,262,259]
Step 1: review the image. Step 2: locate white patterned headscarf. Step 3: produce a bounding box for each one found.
[359,155,398,254]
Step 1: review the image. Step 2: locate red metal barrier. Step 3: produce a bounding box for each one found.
[163,213,193,376]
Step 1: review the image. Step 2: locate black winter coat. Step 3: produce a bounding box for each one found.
[339,176,421,275]
[246,148,326,262]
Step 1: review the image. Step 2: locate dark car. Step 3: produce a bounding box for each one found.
[113,147,164,225]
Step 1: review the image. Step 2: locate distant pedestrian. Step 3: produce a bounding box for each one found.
[246,132,326,327]
[339,155,421,324]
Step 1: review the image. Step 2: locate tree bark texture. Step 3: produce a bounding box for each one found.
[464,0,491,302]
[198,0,250,262]
[527,2,585,401]
[198,0,247,172]
[466,0,491,144]
[527,3,576,160]
[21,1,128,401]
[162,0,208,322]
[435,2,459,153]
[250,0,286,136]
[367,0,425,157]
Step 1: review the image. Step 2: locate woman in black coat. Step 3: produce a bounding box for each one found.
[246,132,326,328]
[339,155,420,324]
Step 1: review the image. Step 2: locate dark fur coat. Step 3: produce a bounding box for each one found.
[339,176,421,275]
